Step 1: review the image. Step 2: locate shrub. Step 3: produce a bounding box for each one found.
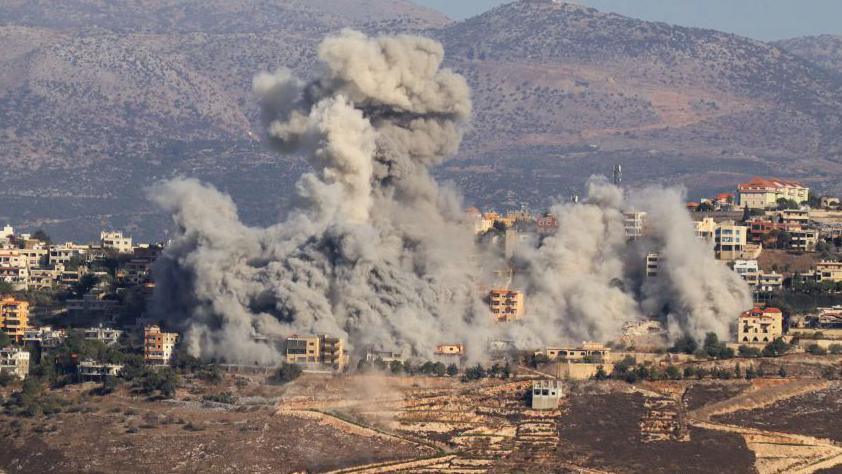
[738,345,761,358]
[464,364,487,381]
[446,363,458,377]
[268,363,302,385]
[669,335,698,354]
[806,344,828,356]
[203,392,236,404]
[665,365,682,380]
[829,344,842,355]
[762,338,790,357]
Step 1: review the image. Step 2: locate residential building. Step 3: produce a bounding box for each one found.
[116,259,153,285]
[284,334,348,372]
[489,289,525,322]
[23,326,66,348]
[542,342,611,363]
[757,272,784,293]
[78,360,124,381]
[0,297,29,342]
[820,197,840,209]
[789,227,818,252]
[694,217,716,241]
[0,225,13,240]
[531,380,563,410]
[0,347,30,380]
[738,307,783,344]
[144,325,178,366]
[435,344,464,356]
[100,231,133,254]
[714,220,747,261]
[733,260,760,286]
[0,250,30,289]
[622,211,647,240]
[48,243,88,266]
[777,209,810,225]
[536,213,559,236]
[83,325,123,346]
[816,261,842,283]
[68,294,119,320]
[737,177,809,209]
[364,347,407,364]
[645,251,660,278]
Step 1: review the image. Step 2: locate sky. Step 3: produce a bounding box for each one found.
[414,0,842,41]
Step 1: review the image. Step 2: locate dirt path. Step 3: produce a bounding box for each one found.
[688,379,829,421]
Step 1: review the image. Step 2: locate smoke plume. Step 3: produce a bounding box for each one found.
[152,30,752,364]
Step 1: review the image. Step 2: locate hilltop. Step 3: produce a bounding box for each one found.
[2,0,842,239]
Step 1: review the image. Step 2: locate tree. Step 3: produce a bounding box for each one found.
[776,198,799,211]
[465,364,486,380]
[738,345,761,358]
[697,201,714,212]
[446,363,458,377]
[0,332,11,348]
[665,365,682,380]
[745,365,756,380]
[829,344,842,355]
[669,335,698,355]
[734,363,742,378]
[0,281,15,295]
[433,362,447,377]
[594,365,609,380]
[778,366,788,378]
[776,231,793,250]
[389,360,403,374]
[762,338,790,357]
[806,344,828,356]
[501,361,511,379]
[703,333,733,359]
[269,363,302,385]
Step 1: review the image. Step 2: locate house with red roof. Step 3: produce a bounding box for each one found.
[737,177,809,210]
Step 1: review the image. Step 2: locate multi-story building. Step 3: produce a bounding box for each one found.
[694,217,716,242]
[47,243,88,266]
[789,228,819,252]
[531,380,563,410]
[144,325,178,366]
[68,294,119,320]
[489,289,525,322]
[100,231,133,254]
[364,347,407,364]
[758,272,784,293]
[283,334,348,372]
[23,326,66,348]
[541,342,611,363]
[84,325,123,346]
[738,307,783,344]
[737,177,809,209]
[815,261,842,283]
[645,251,660,278]
[0,347,30,380]
[622,210,647,240]
[714,220,747,261]
[78,360,124,381]
[732,260,760,286]
[0,250,30,289]
[0,297,29,343]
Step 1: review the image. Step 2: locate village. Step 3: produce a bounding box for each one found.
[1,176,842,472]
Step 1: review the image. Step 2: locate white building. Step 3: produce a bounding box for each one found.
[0,347,30,380]
[83,325,123,346]
[622,211,647,240]
[23,326,67,348]
[78,360,123,380]
[100,231,133,254]
[531,379,563,410]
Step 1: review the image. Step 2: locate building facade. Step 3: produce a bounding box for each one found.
[714,220,747,261]
[0,347,29,380]
[531,380,563,410]
[144,325,178,366]
[489,289,525,322]
[284,335,348,372]
[737,177,809,209]
[738,307,783,344]
[0,297,29,342]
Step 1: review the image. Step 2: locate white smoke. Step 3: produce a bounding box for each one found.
[151,31,752,364]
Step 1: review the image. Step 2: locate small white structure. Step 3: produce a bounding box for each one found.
[100,231,133,254]
[531,379,563,410]
[0,347,30,380]
[78,360,123,380]
[83,325,123,346]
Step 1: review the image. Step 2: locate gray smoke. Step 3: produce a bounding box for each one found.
[152,31,752,364]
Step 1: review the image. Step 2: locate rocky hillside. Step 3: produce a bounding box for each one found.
[2,0,842,240]
[776,35,842,77]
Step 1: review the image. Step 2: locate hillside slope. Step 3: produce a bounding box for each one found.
[2,0,842,240]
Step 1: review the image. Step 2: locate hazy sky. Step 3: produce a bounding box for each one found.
[415,0,842,41]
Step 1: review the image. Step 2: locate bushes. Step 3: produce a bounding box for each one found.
[669,335,698,354]
[829,344,842,355]
[203,392,237,404]
[268,363,302,385]
[702,333,734,359]
[806,344,828,356]
[738,345,762,358]
[762,338,790,357]
[134,368,179,399]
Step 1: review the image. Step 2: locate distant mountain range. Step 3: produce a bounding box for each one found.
[2,0,842,240]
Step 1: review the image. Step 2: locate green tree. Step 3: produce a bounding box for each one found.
[446,363,458,377]
[762,338,790,357]
[738,345,761,357]
[703,333,733,359]
[269,363,302,385]
[665,365,682,380]
[0,332,11,348]
[389,360,403,374]
[806,344,828,355]
[594,365,609,380]
[829,344,842,355]
[778,365,788,378]
[433,362,447,377]
[464,364,486,380]
[669,335,698,354]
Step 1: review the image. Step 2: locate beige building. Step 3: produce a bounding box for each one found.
[0,297,29,342]
[489,289,525,322]
[737,177,809,209]
[435,344,464,356]
[816,261,842,283]
[531,379,563,410]
[714,220,747,261]
[78,360,124,381]
[738,307,783,344]
[100,231,133,254]
[284,335,348,372]
[0,347,30,380]
[542,341,611,363]
[694,217,716,241]
[144,325,178,366]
